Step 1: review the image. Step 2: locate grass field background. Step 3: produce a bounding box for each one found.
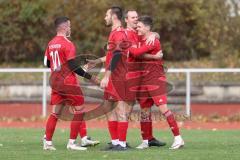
[0,128,239,160]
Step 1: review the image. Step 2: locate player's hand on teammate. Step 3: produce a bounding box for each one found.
[146,32,160,45]
[155,50,163,59]
[146,33,156,45]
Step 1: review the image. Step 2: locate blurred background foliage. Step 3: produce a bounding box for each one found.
[0,0,240,67]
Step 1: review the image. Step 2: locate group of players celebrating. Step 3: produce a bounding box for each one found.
[43,6,184,151]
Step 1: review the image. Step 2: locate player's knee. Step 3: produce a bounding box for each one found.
[53,105,63,115]
[118,112,130,121]
[140,110,151,122]
[158,104,168,113]
[106,112,117,121]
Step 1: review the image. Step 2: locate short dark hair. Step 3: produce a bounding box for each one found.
[110,6,123,20]
[124,10,137,19]
[138,15,153,29]
[54,16,70,28]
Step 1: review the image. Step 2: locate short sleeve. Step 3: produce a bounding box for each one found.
[44,46,50,66]
[65,42,76,61]
[113,31,127,43]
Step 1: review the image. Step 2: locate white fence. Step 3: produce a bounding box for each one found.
[1,68,240,117]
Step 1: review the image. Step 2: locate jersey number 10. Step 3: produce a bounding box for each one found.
[50,50,61,71]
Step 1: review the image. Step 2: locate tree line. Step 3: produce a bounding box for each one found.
[0,0,239,64]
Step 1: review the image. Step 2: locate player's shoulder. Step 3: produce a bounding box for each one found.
[111,28,127,39]
[48,36,72,45]
[111,27,126,35]
[154,38,161,46]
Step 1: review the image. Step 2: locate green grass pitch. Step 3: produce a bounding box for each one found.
[0,128,239,160]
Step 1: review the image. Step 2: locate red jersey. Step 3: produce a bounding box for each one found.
[105,27,128,80]
[44,36,78,85]
[129,37,163,63]
[124,28,139,62]
[129,37,164,74]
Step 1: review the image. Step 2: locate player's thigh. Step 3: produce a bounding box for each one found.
[116,101,133,121]
[52,104,64,114]
[63,94,84,106]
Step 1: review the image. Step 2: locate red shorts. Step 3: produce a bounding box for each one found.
[104,78,137,101]
[138,95,167,108]
[137,74,168,108]
[50,86,84,106]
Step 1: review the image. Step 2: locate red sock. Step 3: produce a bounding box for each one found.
[70,114,81,140]
[79,121,87,138]
[108,121,118,140]
[45,113,58,141]
[163,110,180,136]
[149,121,153,140]
[140,121,153,140]
[118,122,128,142]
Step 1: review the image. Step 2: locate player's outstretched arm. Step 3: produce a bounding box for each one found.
[141,50,163,60]
[85,56,106,70]
[67,58,100,85]
[129,44,154,57]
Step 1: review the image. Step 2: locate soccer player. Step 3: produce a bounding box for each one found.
[43,16,99,150]
[128,15,185,149]
[86,8,163,151]
[99,6,132,151]
[124,10,166,149]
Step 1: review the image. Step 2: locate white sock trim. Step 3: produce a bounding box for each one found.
[143,140,148,144]
[82,136,88,141]
[69,139,76,144]
[46,141,52,145]
[119,141,126,147]
[111,139,119,145]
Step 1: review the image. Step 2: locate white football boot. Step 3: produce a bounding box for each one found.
[169,135,184,149]
[136,141,149,149]
[67,140,87,151]
[81,136,100,147]
[43,137,56,151]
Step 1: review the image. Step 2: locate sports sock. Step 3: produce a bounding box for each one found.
[140,121,153,140]
[70,114,81,140]
[118,141,126,147]
[118,121,128,144]
[79,121,87,138]
[68,139,76,144]
[111,139,119,145]
[140,112,153,140]
[108,121,118,141]
[45,113,58,141]
[163,110,180,136]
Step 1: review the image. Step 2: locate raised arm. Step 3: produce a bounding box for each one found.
[128,44,154,57]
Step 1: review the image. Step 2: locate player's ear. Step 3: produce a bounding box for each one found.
[112,14,117,20]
